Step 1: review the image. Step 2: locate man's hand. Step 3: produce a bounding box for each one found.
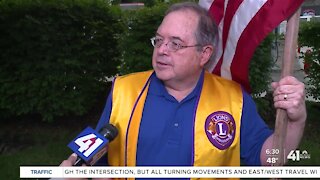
[271,76,306,123]
[60,153,79,166]
[57,154,112,180]
[56,153,86,180]
[261,76,307,165]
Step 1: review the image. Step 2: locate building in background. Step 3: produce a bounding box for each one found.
[278,0,320,34]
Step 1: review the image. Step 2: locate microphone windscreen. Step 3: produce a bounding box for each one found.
[99,124,118,141]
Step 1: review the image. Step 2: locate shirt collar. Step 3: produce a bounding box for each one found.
[149,70,204,103]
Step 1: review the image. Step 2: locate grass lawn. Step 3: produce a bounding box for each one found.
[0,101,319,180]
[0,115,97,180]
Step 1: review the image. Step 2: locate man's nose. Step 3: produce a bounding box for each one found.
[157,42,169,53]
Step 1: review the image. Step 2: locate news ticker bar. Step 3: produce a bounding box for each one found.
[20,166,320,178]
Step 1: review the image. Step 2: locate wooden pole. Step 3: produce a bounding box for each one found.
[272,7,301,169]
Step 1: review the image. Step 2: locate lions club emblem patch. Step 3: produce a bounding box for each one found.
[205,111,236,150]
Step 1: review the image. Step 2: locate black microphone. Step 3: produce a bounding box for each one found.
[68,124,118,166]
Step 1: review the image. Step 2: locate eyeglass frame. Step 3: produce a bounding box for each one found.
[150,36,202,52]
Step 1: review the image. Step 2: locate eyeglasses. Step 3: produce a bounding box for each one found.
[150,37,201,52]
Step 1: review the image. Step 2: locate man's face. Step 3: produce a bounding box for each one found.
[152,10,204,83]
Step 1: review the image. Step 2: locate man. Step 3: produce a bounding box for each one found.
[60,1,306,178]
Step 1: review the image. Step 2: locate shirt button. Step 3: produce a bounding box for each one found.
[174,123,179,127]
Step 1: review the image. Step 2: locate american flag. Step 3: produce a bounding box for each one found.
[199,0,304,92]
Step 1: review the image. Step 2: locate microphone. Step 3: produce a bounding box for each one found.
[67,124,118,166]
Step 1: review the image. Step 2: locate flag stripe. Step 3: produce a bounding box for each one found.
[209,0,226,25]
[199,0,303,92]
[230,0,304,91]
[221,0,267,80]
[220,0,244,79]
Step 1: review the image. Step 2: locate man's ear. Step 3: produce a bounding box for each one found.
[200,45,214,66]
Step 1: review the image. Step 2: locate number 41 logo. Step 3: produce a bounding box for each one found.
[287,150,300,161]
[68,127,107,160]
[75,133,103,157]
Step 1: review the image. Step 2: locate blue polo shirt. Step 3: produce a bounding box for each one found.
[95,72,272,167]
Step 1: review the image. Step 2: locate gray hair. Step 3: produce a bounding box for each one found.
[165,2,218,69]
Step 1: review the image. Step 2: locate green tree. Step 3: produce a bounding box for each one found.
[0,0,124,121]
[119,3,168,74]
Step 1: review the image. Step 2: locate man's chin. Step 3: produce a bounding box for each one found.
[154,70,173,81]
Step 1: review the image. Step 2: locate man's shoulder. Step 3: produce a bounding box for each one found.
[204,71,241,88]
[113,70,154,90]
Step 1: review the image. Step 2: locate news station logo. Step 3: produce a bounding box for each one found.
[287,150,311,162]
[68,127,108,162]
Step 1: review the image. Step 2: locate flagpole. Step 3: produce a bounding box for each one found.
[272,6,301,170]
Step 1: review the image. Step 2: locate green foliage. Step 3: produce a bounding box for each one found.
[110,0,122,5]
[0,0,124,121]
[249,34,274,95]
[299,20,320,100]
[118,3,168,74]
[142,0,157,7]
[253,92,276,126]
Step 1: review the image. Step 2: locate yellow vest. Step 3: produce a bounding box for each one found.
[108,70,243,180]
